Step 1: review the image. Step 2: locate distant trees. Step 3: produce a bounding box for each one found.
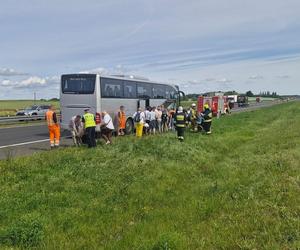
[246,90,254,97]
[48,98,59,101]
[258,91,279,97]
[224,90,239,95]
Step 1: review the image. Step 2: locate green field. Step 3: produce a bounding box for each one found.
[0,102,299,249]
[0,100,59,116]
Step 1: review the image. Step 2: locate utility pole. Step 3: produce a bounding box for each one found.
[34,92,36,104]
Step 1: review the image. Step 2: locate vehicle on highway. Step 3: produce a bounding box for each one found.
[227,97,235,109]
[60,74,184,134]
[237,95,249,107]
[16,105,51,117]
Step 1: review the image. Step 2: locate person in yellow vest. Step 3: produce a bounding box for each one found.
[82,108,96,148]
[45,105,60,149]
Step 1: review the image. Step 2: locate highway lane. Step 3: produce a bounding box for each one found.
[0,124,72,159]
[0,125,49,147]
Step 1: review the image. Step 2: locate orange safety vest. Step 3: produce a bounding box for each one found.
[118,111,126,129]
[46,110,56,126]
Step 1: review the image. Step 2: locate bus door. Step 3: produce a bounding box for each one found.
[137,99,148,110]
[177,91,185,106]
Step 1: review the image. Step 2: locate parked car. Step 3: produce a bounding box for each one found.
[16,105,51,119]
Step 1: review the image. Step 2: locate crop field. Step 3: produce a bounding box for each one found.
[0,100,60,116]
[0,102,299,249]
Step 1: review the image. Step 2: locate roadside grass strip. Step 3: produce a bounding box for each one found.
[0,102,299,249]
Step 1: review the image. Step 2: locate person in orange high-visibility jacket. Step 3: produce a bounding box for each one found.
[45,105,60,148]
[118,105,126,136]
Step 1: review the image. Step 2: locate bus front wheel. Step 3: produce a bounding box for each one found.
[125,118,134,135]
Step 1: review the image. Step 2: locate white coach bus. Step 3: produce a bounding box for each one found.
[60,73,184,134]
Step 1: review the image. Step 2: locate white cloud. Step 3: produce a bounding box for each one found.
[80,67,109,75]
[0,79,12,86]
[216,78,232,83]
[0,75,60,89]
[277,75,290,79]
[188,80,204,85]
[0,68,28,76]
[249,75,264,80]
[18,76,46,88]
[204,78,215,82]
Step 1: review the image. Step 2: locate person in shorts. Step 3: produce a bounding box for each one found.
[101,111,114,144]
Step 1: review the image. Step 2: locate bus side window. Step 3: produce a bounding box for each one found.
[101,78,124,98]
[137,83,152,99]
[124,80,137,98]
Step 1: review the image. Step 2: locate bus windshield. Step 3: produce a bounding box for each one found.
[61,75,96,94]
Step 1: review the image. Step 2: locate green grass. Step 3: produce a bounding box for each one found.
[180,100,196,108]
[0,100,59,116]
[0,102,299,249]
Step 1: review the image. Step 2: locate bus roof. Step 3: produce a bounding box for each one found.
[61,73,179,90]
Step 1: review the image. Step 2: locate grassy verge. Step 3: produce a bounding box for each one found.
[0,102,299,249]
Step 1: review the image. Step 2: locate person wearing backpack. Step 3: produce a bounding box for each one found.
[133,107,145,137]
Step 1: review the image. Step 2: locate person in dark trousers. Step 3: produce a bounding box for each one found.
[174,106,187,141]
[201,104,212,134]
[82,108,96,148]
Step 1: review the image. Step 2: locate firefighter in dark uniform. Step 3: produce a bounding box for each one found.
[174,106,187,141]
[201,104,212,134]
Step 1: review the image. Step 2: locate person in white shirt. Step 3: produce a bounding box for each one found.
[101,111,114,144]
[155,106,163,133]
[149,107,157,134]
[133,107,145,137]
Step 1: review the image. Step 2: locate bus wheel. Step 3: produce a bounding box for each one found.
[125,118,134,135]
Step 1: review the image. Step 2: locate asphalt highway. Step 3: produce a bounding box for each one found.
[0,124,72,159]
[0,124,49,147]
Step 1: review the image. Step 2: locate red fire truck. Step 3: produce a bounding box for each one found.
[197,96,230,116]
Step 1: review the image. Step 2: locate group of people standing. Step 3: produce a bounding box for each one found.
[132,103,212,141]
[45,102,213,149]
[132,105,174,137]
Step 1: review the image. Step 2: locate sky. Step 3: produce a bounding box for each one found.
[0,0,300,99]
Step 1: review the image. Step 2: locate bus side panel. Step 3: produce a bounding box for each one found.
[100,99,138,119]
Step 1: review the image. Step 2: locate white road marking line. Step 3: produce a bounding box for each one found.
[0,139,50,149]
